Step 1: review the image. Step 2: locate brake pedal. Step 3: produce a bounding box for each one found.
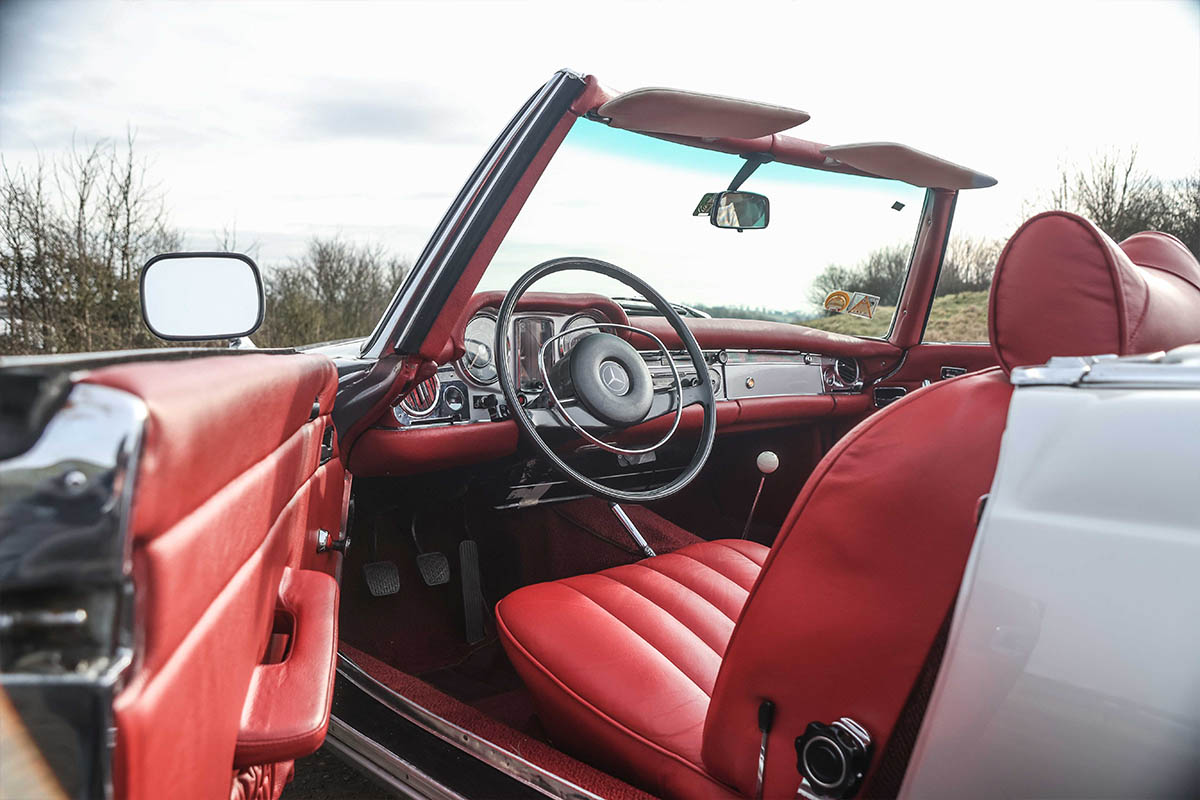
[416,552,450,586]
[410,512,450,587]
[460,540,486,644]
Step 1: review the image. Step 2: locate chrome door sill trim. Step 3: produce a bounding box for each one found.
[337,653,605,800]
[326,715,462,800]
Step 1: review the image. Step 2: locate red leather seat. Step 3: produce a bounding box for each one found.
[497,539,768,797]
[497,214,1200,800]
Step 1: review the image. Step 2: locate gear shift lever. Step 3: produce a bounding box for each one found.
[741,451,778,540]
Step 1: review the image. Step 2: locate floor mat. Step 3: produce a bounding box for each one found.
[419,639,544,738]
[340,497,706,752]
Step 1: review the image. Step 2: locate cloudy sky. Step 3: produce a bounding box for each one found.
[2,0,1198,309]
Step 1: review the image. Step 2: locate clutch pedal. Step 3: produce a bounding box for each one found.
[362,560,401,597]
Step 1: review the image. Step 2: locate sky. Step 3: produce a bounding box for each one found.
[2,0,1198,311]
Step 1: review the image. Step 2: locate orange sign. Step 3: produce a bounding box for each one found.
[823,290,852,313]
[847,293,877,319]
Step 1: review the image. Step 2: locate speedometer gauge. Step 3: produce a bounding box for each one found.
[461,313,498,385]
[557,313,604,358]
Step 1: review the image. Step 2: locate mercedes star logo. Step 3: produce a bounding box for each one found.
[599,361,629,394]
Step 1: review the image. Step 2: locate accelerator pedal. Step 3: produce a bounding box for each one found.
[460,540,486,644]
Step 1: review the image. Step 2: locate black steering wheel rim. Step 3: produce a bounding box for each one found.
[495,256,716,503]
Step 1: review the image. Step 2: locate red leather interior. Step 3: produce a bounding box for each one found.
[349,418,519,476]
[235,567,339,768]
[702,368,1012,796]
[989,212,1200,373]
[494,214,1200,799]
[82,353,344,800]
[350,394,874,477]
[875,342,997,397]
[497,540,768,799]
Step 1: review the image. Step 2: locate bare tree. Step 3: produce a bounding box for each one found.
[1042,149,1172,242]
[254,237,411,348]
[1165,171,1200,256]
[1,135,179,354]
[936,236,1002,296]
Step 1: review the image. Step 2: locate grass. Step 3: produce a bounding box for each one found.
[800,290,990,343]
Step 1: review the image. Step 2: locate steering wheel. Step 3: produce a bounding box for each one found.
[495,257,716,503]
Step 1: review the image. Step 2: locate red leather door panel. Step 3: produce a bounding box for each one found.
[82,353,346,800]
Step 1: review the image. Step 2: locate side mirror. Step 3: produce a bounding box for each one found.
[140,252,264,341]
[710,190,769,230]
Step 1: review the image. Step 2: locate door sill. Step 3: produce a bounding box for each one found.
[334,652,604,800]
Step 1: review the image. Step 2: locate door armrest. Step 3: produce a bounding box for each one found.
[234,567,339,768]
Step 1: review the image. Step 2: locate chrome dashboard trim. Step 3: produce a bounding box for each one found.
[724,361,824,399]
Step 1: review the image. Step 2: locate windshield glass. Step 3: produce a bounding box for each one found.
[479,120,928,335]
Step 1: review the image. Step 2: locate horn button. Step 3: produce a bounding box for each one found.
[558,333,654,427]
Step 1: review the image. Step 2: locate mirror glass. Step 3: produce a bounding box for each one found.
[710,190,769,230]
[141,253,264,340]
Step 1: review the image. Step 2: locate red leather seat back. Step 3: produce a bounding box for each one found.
[702,213,1200,797]
[701,368,1012,796]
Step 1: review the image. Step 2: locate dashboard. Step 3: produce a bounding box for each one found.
[389,303,865,429]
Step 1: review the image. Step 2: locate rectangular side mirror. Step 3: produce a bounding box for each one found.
[140,252,264,341]
[710,190,769,230]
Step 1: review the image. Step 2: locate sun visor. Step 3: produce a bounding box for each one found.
[820,142,997,190]
[597,87,810,139]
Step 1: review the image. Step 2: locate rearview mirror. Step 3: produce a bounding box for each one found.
[710,190,769,230]
[140,252,264,341]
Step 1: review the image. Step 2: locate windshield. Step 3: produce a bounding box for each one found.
[478,120,928,335]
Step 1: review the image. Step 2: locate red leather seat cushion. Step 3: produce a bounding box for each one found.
[496,539,767,799]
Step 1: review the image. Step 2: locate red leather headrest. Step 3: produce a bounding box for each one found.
[988,211,1200,373]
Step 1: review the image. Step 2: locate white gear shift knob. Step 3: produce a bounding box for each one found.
[756,451,779,475]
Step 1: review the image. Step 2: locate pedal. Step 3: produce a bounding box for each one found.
[416,551,450,587]
[362,560,400,597]
[459,540,486,644]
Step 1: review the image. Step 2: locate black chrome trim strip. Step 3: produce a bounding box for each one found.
[325,717,462,800]
[336,653,605,800]
[361,69,588,360]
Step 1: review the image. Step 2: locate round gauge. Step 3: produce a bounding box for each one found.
[461,314,498,385]
[557,313,604,358]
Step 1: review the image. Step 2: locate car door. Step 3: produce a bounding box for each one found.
[0,350,349,800]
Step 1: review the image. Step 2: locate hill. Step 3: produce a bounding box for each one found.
[800,290,989,342]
